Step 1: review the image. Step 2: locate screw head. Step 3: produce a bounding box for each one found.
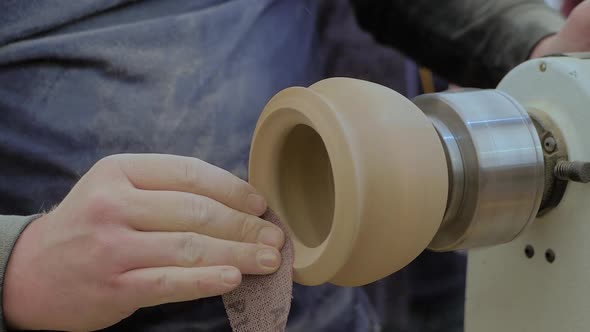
[540,62,547,72]
[543,136,557,153]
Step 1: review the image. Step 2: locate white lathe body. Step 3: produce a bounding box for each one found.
[465,55,590,332]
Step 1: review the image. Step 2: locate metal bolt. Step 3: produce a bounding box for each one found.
[554,160,590,183]
[543,136,557,153]
[540,62,547,72]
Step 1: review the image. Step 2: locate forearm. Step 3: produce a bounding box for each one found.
[350,0,565,87]
[0,215,38,331]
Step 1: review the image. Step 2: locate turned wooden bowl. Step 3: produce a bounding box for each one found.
[249,78,448,286]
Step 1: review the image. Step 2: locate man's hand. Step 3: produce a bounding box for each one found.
[2,154,284,331]
[531,0,590,58]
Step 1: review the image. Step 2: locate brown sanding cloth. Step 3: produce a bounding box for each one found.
[222,209,294,332]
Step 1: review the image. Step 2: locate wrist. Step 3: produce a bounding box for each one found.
[529,34,558,59]
[3,214,45,330]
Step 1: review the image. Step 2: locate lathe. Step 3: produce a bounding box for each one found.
[247,54,590,331]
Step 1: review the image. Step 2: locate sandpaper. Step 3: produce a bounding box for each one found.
[222,209,294,332]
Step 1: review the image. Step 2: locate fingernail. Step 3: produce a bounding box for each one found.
[258,227,284,248]
[247,193,267,215]
[222,268,242,285]
[257,248,280,269]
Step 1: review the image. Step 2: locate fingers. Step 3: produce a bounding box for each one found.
[119,266,241,308]
[125,190,284,248]
[112,154,267,215]
[124,232,282,275]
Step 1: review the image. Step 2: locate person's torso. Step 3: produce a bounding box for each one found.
[0,1,379,331]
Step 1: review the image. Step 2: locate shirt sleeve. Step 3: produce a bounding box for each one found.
[0,215,38,332]
[350,0,565,87]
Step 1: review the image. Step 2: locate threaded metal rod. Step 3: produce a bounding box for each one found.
[554,161,590,183]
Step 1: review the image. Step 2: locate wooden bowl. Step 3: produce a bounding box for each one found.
[249,78,448,286]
